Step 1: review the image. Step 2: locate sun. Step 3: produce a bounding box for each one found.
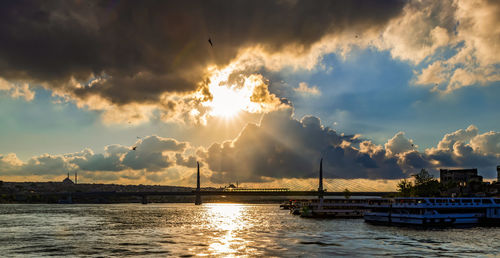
[207,85,248,118]
[201,66,259,119]
[198,65,280,120]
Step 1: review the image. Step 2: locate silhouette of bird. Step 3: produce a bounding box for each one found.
[208,38,213,47]
[132,146,137,151]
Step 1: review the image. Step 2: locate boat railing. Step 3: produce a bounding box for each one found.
[392,198,500,208]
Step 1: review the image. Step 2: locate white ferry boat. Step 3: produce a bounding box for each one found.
[364,197,500,226]
[300,198,390,218]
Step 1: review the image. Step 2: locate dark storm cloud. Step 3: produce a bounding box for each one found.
[203,108,406,183]
[0,0,405,105]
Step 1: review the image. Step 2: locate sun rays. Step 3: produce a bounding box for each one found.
[197,64,283,121]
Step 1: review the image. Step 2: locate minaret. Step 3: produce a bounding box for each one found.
[195,162,202,205]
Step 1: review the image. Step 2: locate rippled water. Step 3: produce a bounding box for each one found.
[0,203,499,257]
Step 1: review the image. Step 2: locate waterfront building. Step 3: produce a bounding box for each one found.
[440,168,483,185]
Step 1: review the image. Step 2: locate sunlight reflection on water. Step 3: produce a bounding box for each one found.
[205,204,246,255]
[0,203,499,257]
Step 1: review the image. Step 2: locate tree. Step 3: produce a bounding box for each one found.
[413,169,434,186]
[397,169,442,197]
[412,169,440,197]
[397,179,413,197]
[343,188,351,199]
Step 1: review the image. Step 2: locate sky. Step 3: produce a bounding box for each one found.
[0,0,499,191]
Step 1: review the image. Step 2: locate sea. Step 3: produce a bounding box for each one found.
[0,203,499,257]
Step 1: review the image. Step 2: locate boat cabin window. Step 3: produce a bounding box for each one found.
[428,199,435,204]
[436,199,447,203]
[494,199,500,204]
[482,199,492,204]
[461,199,472,203]
[473,199,481,204]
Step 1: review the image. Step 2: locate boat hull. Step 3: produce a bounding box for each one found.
[364,213,488,226]
[301,209,365,218]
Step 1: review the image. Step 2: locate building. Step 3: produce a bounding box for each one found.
[440,168,483,185]
[62,173,74,185]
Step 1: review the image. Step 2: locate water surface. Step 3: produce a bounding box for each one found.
[0,203,498,257]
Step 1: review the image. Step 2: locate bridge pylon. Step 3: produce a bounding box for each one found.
[195,162,202,205]
[318,158,324,208]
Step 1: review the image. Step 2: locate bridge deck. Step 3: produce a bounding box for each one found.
[43,191,394,197]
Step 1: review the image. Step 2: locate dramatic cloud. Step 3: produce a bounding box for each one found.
[0,78,35,101]
[381,125,500,178]
[1,0,496,126]
[0,136,194,182]
[384,132,417,156]
[122,136,185,171]
[1,117,499,186]
[380,0,500,92]
[423,126,500,175]
[0,0,404,123]
[203,107,406,183]
[0,153,77,176]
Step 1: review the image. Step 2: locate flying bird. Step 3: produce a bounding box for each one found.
[208,37,213,47]
[132,146,137,151]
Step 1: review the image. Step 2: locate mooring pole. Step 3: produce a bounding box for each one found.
[195,161,202,205]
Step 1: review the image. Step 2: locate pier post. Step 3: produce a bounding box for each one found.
[195,162,202,205]
[141,195,148,205]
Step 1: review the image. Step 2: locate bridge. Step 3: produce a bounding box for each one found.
[46,159,395,204]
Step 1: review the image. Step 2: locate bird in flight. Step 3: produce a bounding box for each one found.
[208,37,213,47]
[132,146,137,151]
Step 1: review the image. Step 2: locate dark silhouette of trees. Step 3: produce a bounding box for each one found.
[397,169,441,197]
[396,179,412,197]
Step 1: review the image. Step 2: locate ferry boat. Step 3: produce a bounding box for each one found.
[300,198,390,218]
[364,197,500,226]
[289,200,303,215]
[280,200,295,210]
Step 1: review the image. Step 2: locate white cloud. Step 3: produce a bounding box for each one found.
[436,125,478,151]
[0,77,35,101]
[294,82,321,96]
[384,132,417,156]
[1,122,500,184]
